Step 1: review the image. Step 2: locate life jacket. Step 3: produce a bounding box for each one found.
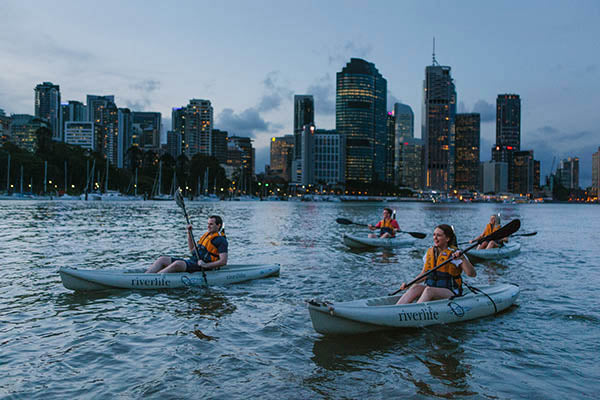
[378,219,397,237]
[196,231,226,262]
[482,223,500,237]
[423,246,463,293]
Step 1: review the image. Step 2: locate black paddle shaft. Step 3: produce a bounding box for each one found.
[335,218,426,239]
[175,189,207,284]
[388,219,521,296]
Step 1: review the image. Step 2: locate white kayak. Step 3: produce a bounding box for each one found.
[467,242,521,260]
[59,264,280,291]
[342,234,417,249]
[308,283,519,335]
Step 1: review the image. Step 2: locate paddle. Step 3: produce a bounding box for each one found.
[175,188,207,284]
[388,219,521,296]
[335,217,427,239]
[457,231,536,245]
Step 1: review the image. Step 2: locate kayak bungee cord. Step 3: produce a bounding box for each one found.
[464,282,497,314]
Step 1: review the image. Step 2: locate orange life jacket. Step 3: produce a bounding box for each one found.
[378,219,397,237]
[196,231,226,262]
[423,246,463,292]
[483,223,500,237]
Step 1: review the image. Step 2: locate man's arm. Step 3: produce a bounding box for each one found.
[186,225,197,253]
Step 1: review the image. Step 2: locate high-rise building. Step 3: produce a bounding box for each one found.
[480,161,508,194]
[183,99,213,158]
[336,58,387,184]
[166,130,181,159]
[534,160,541,193]
[65,122,103,152]
[61,100,87,139]
[228,136,254,192]
[422,59,456,190]
[395,138,423,189]
[132,112,161,151]
[314,129,343,185]
[0,110,10,145]
[394,103,414,139]
[34,82,61,141]
[10,114,49,153]
[211,129,228,164]
[293,95,314,161]
[385,113,395,184]
[269,135,294,181]
[557,157,579,190]
[291,125,315,186]
[455,113,480,191]
[86,95,118,163]
[592,147,600,198]
[117,108,133,168]
[513,150,535,195]
[493,94,521,192]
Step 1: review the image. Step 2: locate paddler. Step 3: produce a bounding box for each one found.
[368,207,400,238]
[470,214,507,249]
[146,215,228,273]
[396,224,475,304]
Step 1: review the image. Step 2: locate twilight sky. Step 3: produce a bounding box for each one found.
[1,0,599,186]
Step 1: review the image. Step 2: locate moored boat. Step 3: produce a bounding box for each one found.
[342,234,417,249]
[467,242,521,260]
[59,264,280,291]
[308,283,519,335]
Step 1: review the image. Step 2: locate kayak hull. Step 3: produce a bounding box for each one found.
[308,283,519,335]
[468,243,521,260]
[59,264,280,291]
[342,234,417,249]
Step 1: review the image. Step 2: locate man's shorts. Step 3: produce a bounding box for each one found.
[170,257,203,273]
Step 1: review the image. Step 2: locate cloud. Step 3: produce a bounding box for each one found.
[472,100,495,122]
[257,71,293,113]
[124,79,161,111]
[216,108,270,137]
[130,80,160,93]
[307,74,335,116]
[328,41,373,66]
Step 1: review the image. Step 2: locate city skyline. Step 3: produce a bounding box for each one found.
[1,0,598,186]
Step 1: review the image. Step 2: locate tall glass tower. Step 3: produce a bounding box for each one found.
[34,82,61,141]
[293,95,314,161]
[336,58,387,184]
[422,58,456,190]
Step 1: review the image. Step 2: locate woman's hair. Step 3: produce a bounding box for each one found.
[436,224,457,247]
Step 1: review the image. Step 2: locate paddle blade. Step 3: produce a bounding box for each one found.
[336,218,354,225]
[407,231,427,239]
[520,231,537,237]
[485,219,520,243]
[175,187,185,209]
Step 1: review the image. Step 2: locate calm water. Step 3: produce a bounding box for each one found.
[0,200,598,399]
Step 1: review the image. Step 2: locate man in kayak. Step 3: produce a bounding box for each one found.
[470,214,507,249]
[396,224,475,304]
[368,207,399,238]
[146,215,228,273]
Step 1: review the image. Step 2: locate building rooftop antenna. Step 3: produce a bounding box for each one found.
[432,37,439,66]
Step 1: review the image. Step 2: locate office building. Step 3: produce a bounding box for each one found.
[180,99,213,158]
[314,129,343,185]
[166,130,181,159]
[64,122,103,152]
[480,161,508,194]
[34,82,61,141]
[455,113,480,191]
[291,125,315,186]
[228,136,254,192]
[422,59,456,190]
[117,108,133,168]
[0,110,10,145]
[557,157,579,190]
[270,135,295,181]
[132,112,161,151]
[386,113,395,184]
[212,129,228,164]
[86,95,118,164]
[395,137,423,189]
[10,114,49,153]
[293,95,314,161]
[592,148,600,198]
[61,100,87,140]
[513,150,535,195]
[336,58,387,184]
[492,94,521,192]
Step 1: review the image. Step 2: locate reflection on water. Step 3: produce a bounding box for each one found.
[0,200,598,398]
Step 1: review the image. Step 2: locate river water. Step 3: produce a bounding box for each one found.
[0,200,597,399]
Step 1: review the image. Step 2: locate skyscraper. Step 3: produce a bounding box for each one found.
[455,113,480,191]
[393,103,422,189]
[86,95,118,163]
[10,114,49,153]
[269,135,294,181]
[592,147,600,198]
[132,112,161,151]
[386,113,395,184]
[336,58,387,184]
[493,94,521,192]
[422,59,456,190]
[513,150,535,195]
[183,99,213,158]
[61,100,87,141]
[314,129,343,185]
[228,136,254,193]
[34,82,61,141]
[117,108,133,168]
[557,157,579,190]
[211,129,228,164]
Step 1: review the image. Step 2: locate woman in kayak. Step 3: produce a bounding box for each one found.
[470,214,507,249]
[146,215,228,273]
[368,207,400,238]
[396,224,475,304]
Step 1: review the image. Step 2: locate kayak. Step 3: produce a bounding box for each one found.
[59,264,280,291]
[467,242,521,260]
[342,234,417,249]
[307,283,519,335]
